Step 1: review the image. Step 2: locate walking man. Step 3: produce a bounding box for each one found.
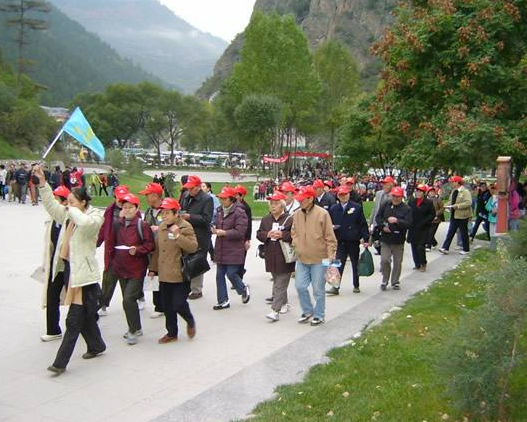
[292,186,337,326]
[375,187,412,290]
[369,176,395,254]
[327,185,370,295]
[439,176,472,255]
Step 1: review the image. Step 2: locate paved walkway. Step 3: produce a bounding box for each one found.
[0,200,472,422]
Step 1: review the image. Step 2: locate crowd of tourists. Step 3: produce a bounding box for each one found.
[13,164,526,375]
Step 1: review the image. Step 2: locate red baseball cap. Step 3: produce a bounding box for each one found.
[217,187,237,199]
[234,185,248,196]
[324,180,333,187]
[345,177,355,185]
[427,186,437,192]
[382,176,396,184]
[268,191,287,201]
[416,184,428,192]
[159,198,181,210]
[183,175,202,189]
[336,186,351,195]
[449,175,464,183]
[121,193,140,206]
[53,186,71,198]
[294,186,316,202]
[139,182,163,195]
[114,185,129,200]
[390,187,405,197]
[280,182,296,193]
[313,179,325,189]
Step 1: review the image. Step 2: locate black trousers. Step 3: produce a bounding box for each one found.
[411,241,427,268]
[442,218,470,252]
[426,223,440,248]
[470,215,490,240]
[46,271,66,335]
[152,290,163,312]
[101,269,119,308]
[52,284,106,369]
[160,281,195,338]
[99,185,109,196]
[336,240,360,288]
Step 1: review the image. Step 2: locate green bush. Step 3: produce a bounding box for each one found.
[126,155,144,176]
[108,149,124,169]
[508,220,527,259]
[441,256,527,421]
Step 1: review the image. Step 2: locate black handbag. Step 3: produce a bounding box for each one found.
[182,250,210,281]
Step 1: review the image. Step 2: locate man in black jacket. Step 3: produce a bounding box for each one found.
[375,187,412,290]
[314,179,336,210]
[407,184,435,272]
[470,181,491,241]
[327,186,370,295]
[180,175,214,299]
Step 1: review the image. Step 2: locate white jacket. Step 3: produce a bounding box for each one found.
[39,184,104,288]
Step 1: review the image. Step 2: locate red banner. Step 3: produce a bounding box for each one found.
[263,152,332,163]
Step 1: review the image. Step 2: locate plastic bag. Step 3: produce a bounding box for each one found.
[325,266,341,288]
[144,275,159,292]
[358,247,374,277]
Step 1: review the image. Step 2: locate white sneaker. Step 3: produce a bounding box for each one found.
[40,334,62,342]
[266,311,279,322]
[137,299,146,311]
[454,246,462,250]
[279,303,290,314]
[123,329,143,338]
[459,250,470,255]
[150,311,163,319]
[438,248,449,255]
[98,307,108,316]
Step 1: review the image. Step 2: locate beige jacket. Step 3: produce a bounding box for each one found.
[150,219,198,283]
[448,186,472,219]
[39,184,104,288]
[291,204,337,264]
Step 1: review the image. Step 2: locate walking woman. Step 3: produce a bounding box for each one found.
[148,198,198,344]
[407,184,435,272]
[256,192,295,322]
[40,185,70,342]
[212,187,250,310]
[425,186,444,250]
[35,166,106,375]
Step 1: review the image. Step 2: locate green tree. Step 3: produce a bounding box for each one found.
[0,0,51,82]
[367,0,527,174]
[226,11,321,158]
[313,39,360,156]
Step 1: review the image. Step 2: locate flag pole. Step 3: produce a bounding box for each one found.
[42,128,64,160]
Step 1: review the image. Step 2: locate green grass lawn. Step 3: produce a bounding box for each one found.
[235,249,527,422]
[89,173,373,219]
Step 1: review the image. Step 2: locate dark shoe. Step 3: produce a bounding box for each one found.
[326,286,340,295]
[158,334,177,344]
[265,296,274,303]
[82,351,104,359]
[242,285,250,304]
[392,283,400,290]
[380,283,387,291]
[213,301,230,310]
[187,324,196,339]
[47,365,65,375]
[353,287,361,293]
[297,313,313,324]
[188,292,203,300]
[418,265,426,272]
[310,318,324,326]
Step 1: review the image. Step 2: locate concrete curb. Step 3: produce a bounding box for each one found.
[151,252,465,422]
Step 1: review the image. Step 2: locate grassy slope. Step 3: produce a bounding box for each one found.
[0,137,38,160]
[90,173,375,219]
[236,249,527,422]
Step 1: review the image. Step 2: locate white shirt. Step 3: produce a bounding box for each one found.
[0,169,6,184]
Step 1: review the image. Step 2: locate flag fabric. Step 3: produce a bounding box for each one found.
[62,107,105,160]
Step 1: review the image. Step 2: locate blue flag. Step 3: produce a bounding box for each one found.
[62,107,105,160]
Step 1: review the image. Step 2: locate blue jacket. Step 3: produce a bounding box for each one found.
[329,200,370,242]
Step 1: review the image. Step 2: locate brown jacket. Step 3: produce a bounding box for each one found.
[448,186,473,219]
[150,218,198,283]
[256,212,295,274]
[291,204,337,264]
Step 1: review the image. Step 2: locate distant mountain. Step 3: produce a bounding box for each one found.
[198,0,397,98]
[49,0,229,93]
[0,4,163,106]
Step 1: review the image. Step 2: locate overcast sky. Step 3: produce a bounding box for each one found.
[159,0,256,42]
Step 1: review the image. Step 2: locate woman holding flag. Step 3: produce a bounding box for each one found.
[34,165,106,375]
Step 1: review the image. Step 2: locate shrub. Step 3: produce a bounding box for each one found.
[440,257,527,421]
[508,220,527,259]
[108,149,124,169]
[127,155,144,176]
